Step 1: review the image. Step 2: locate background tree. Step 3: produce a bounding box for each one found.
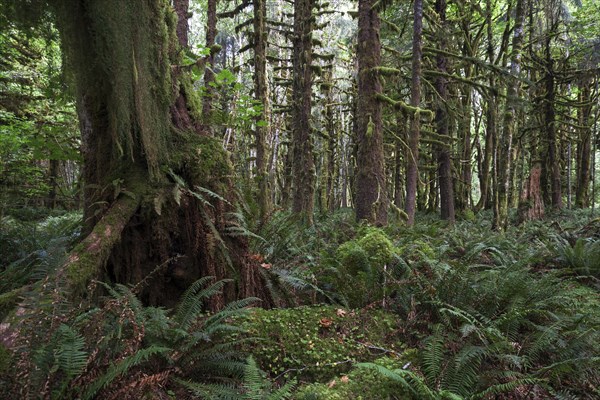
[291,0,316,223]
[405,0,424,226]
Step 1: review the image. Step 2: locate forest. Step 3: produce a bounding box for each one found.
[0,0,599,398]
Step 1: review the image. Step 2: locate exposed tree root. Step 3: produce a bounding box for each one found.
[63,193,141,299]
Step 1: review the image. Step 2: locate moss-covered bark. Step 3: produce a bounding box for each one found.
[291,0,316,224]
[433,0,455,224]
[405,0,423,226]
[253,0,271,222]
[355,0,388,226]
[493,0,527,231]
[50,0,269,308]
[575,80,592,208]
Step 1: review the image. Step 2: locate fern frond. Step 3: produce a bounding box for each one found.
[175,377,240,400]
[472,377,543,399]
[54,324,88,379]
[422,324,445,386]
[174,277,229,329]
[82,345,170,400]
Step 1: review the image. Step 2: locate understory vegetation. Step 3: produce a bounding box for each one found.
[1,207,599,399]
[2,0,600,398]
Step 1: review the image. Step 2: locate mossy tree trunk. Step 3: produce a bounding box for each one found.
[493,0,527,231]
[355,0,388,225]
[405,0,423,226]
[291,0,316,224]
[322,69,338,212]
[543,32,562,210]
[476,0,500,212]
[575,79,592,208]
[202,0,218,120]
[434,0,455,223]
[253,0,271,222]
[394,115,406,209]
[51,0,267,308]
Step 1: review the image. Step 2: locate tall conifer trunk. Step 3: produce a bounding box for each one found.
[476,0,498,212]
[434,0,455,223]
[291,0,315,223]
[202,0,218,120]
[494,0,527,230]
[355,0,388,225]
[576,80,592,207]
[405,0,423,226]
[253,0,271,221]
[544,35,562,209]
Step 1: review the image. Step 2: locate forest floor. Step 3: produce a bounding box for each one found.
[1,206,599,399]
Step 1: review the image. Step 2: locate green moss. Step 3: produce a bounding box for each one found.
[366,116,374,138]
[459,209,476,222]
[53,0,177,180]
[333,228,398,307]
[181,135,232,189]
[293,357,414,400]
[65,242,98,298]
[234,306,401,382]
[179,74,203,123]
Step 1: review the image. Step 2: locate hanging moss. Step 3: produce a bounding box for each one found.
[178,74,204,123]
[51,0,177,180]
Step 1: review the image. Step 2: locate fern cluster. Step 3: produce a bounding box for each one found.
[379,215,600,399]
[0,275,272,399]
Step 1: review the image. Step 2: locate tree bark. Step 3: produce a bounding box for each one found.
[544,35,562,209]
[51,0,268,308]
[253,0,271,221]
[355,0,388,225]
[202,0,218,120]
[434,0,455,223]
[291,0,316,224]
[518,160,544,222]
[575,80,592,208]
[405,0,423,226]
[493,0,527,230]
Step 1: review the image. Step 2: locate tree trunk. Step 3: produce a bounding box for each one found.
[434,0,455,223]
[291,0,315,224]
[47,159,59,209]
[575,80,592,208]
[518,160,544,222]
[355,0,388,225]
[253,0,271,221]
[394,130,404,209]
[51,0,268,308]
[493,0,526,231]
[323,70,338,212]
[202,0,218,121]
[544,35,562,209]
[405,0,423,226]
